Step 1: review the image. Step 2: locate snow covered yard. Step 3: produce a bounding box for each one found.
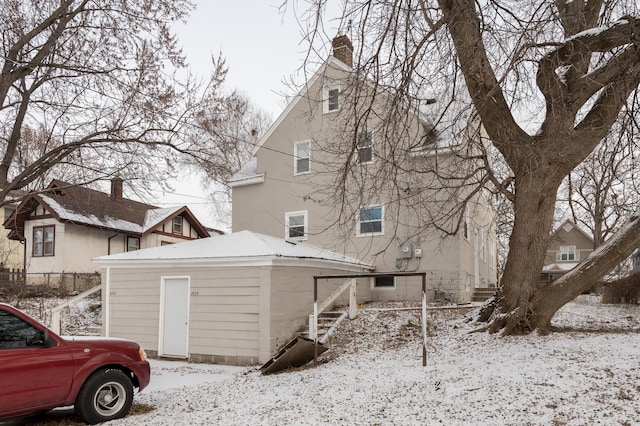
[10,296,640,425]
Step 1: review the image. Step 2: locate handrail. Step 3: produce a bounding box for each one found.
[309,277,357,340]
[50,284,102,335]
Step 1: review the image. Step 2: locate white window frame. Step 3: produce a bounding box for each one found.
[357,130,374,164]
[557,245,578,261]
[357,205,384,236]
[323,84,340,113]
[285,211,308,241]
[172,216,183,234]
[127,236,140,252]
[294,140,311,175]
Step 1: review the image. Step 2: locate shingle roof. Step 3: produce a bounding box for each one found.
[5,180,209,239]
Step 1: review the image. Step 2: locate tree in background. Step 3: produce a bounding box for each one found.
[297,0,640,334]
[0,0,251,204]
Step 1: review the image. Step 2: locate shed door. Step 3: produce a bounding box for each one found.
[160,277,189,358]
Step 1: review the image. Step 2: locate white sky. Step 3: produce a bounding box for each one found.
[146,2,344,230]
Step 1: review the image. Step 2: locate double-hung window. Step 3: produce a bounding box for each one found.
[357,130,373,163]
[323,85,340,113]
[285,211,307,241]
[127,236,140,251]
[294,141,310,174]
[33,225,55,257]
[557,245,578,261]
[357,206,384,236]
[173,216,183,234]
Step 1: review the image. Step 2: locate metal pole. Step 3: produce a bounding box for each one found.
[313,276,318,366]
[422,273,427,366]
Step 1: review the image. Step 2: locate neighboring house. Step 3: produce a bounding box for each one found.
[93,230,372,365]
[4,179,212,279]
[229,35,497,303]
[0,190,27,271]
[541,219,594,283]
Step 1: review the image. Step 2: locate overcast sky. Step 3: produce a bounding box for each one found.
[150,1,343,230]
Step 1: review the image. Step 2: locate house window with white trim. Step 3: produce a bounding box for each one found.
[127,236,140,251]
[557,245,578,261]
[173,216,183,234]
[294,141,310,174]
[323,85,340,113]
[357,130,373,163]
[285,211,307,241]
[357,206,384,236]
[33,225,55,257]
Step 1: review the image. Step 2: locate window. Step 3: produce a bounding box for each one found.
[285,211,307,241]
[479,228,486,262]
[173,216,183,234]
[557,245,578,261]
[3,206,15,221]
[373,275,395,288]
[0,309,46,349]
[357,130,373,163]
[33,225,54,257]
[463,210,470,240]
[127,236,140,251]
[357,206,383,236]
[323,85,340,113]
[294,141,310,174]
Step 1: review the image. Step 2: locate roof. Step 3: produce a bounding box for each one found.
[4,180,210,239]
[93,230,372,269]
[542,262,579,273]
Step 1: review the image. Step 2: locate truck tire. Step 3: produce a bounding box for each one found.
[75,368,134,424]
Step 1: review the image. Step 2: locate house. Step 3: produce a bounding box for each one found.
[541,219,594,283]
[4,178,212,286]
[0,190,27,271]
[93,231,373,365]
[229,35,497,303]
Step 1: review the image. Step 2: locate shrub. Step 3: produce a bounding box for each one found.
[602,272,640,304]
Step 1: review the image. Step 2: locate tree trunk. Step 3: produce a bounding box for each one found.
[480,171,559,334]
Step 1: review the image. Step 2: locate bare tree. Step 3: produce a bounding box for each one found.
[296,0,640,335]
[0,0,247,204]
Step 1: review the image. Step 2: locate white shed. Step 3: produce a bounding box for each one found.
[93,231,371,365]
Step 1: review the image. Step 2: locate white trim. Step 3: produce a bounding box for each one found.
[285,210,308,241]
[293,140,311,175]
[228,174,265,188]
[104,267,110,337]
[356,205,385,237]
[323,83,341,114]
[158,276,191,358]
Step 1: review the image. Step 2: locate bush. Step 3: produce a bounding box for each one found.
[602,272,640,304]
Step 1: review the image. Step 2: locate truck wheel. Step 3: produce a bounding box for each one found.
[75,369,134,424]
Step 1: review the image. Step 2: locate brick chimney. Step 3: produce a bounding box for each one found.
[332,34,353,68]
[111,177,123,199]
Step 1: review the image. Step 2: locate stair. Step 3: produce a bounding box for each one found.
[472,287,496,302]
[299,310,347,344]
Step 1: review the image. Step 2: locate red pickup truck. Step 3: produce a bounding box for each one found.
[0,302,150,424]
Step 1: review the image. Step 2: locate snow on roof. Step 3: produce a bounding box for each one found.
[542,262,578,273]
[142,206,183,232]
[93,230,371,268]
[41,194,142,234]
[228,157,260,182]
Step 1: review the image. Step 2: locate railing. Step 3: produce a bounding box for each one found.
[50,284,102,334]
[308,277,357,340]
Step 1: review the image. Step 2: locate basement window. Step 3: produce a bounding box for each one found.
[373,276,395,288]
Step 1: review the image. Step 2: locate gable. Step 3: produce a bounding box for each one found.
[548,220,594,251]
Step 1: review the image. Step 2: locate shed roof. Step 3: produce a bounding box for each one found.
[94,230,372,269]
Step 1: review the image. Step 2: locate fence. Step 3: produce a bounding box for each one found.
[0,271,101,296]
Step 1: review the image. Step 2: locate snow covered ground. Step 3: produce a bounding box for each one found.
[10,295,640,425]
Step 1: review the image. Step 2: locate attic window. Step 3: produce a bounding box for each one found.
[127,236,140,251]
[173,216,183,234]
[557,245,578,261]
[323,85,340,113]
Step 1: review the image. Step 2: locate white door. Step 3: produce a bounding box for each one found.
[160,277,189,358]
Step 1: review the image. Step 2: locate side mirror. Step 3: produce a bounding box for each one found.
[43,330,57,347]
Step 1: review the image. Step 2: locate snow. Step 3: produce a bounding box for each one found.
[18,295,640,425]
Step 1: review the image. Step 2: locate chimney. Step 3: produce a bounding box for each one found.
[111,177,123,200]
[332,34,353,68]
